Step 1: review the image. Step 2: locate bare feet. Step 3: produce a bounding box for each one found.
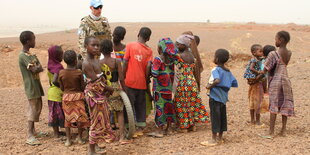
[77,138,86,145]
[188,126,197,132]
[278,129,286,137]
[178,128,188,133]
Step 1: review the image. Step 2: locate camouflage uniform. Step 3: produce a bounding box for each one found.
[78,15,112,58]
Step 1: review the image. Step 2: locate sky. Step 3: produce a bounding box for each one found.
[0,0,309,37]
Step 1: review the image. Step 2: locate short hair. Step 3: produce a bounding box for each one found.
[277,31,290,44]
[194,35,200,45]
[113,26,126,41]
[263,45,276,57]
[215,49,230,64]
[251,44,262,53]
[19,31,34,45]
[64,50,77,65]
[84,36,97,46]
[138,27,152,40]
[100,39,113,55]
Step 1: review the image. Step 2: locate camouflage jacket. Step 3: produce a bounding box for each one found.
[78,15,112,58]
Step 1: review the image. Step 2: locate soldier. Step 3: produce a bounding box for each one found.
[78,0,112,59]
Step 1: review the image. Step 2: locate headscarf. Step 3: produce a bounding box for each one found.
[158,37,178,55]
[176,34,194,47]
[48,45,64,74]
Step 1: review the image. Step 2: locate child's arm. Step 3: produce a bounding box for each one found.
[249,61,259,74]
[82,62,99,82]
[206,79,220,89]
[117,60,125,90]
[28,62,43,74]
[52,73,60,87]
[80,73,86,91]
[58,73,64,91]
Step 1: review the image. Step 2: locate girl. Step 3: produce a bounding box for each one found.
[112,26,126,62]
[260,31,294,137]
[83,36,115,154]
[47,45,65,138]
[148,38,177,137]
[100,39,131,144]
[170,34,209,132]
[58,50,90,146]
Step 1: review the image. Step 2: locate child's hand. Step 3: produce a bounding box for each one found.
[247,79,256,85]
[206,84,212,89]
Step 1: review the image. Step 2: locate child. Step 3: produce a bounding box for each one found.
[82,36,116,154]
[262,45,276,91]
[123,27,153,135]
[193,35,203,91]
[201,49,238,146]
[244,44,264,125]
[172,34,209,132]
[100,39,131,144]
[260,31,294,137]
[148,38,177,138]
[58,50,90,146]
[18,31,44,145]
[47,45,65,138]
[112,26,126,62]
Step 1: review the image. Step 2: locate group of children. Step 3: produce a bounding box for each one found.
[244,31,294,138]
[18,27,294,154]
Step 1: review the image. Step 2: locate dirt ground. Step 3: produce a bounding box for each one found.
[0,23,310,155]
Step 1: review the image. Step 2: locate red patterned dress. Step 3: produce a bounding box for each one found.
[173,55,209,129]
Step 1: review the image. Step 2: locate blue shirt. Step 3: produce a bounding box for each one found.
[209,66,238,104]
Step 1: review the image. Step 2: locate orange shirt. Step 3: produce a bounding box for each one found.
[124,42,153,89]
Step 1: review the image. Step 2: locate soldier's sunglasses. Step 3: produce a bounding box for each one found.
[94,5,102,10]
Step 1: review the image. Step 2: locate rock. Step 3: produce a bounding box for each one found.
[0,45,14,53]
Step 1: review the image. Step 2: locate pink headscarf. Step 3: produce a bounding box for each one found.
[176,34,194,47]
[48,45,63,74]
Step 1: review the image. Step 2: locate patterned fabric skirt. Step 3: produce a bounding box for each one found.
[248,82,263,114]
[269,76,294,116]
[62,92,90,128]
[154,92,176,127]
[108,82,123,111]
[85,77,116,144]
[174,75,209,129]
[48,100,65,127]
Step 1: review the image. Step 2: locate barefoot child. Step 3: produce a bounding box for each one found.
[260,31,294,137]
[244,44,265,125]
[82,36,116,154]
[18,31,45,145]
[58,50,90,146]
[148,38,177,137]
[171,34,209,132]
[47,45,65,137]
[100,39,131,144]
[201,49,238,146]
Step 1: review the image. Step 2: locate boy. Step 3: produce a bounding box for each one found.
[244,44,264,125]
[18,31,44,145]
[82,36,115,154]
[201,49,238,146]
[123,27,153,135]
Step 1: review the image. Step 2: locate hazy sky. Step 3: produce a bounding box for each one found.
[0,0,309,36]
